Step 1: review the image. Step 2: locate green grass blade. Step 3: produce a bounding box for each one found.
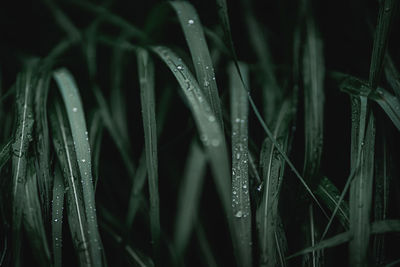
[11,65,36,264]
[171,1,224,130]
[195,224,218,267]
[89,110,103,190]
[302,14,325,188]
[371,220,400,234]
[52,165,65,267]
[23,161,51,266]
[229,62,252,267]
[174,141,207,258]
[315,177,349,230]
[137,48,161,251]
[152,45,232,229]
[0,139,12,171]
[369,0,398,90]
[257,99,292,267]
[384,55,400,99]
[50,101,91,266]
[349,98,375,267]
[33,70,52,219]
[53,68,104,266]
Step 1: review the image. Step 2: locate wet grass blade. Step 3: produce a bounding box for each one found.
[369,0,398,90]
[53,68,104,266]
[349,97,376,267]
[315,177,349,230]
[302,14,325,188]
[229,62,252,267]
[137,48,161,251]
[174,141,207,258]
[11,64,36,264]
[257,99,292,267]
[171,1,224,130]
[153,45,232,231]
[50,101,91,266]
[52,165,65,267]
[34,70,52,219]
[23,161,51,266]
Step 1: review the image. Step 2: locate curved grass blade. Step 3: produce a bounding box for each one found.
[152,45,232,230]
[257,99,292,267]
[137,48,161,252]
[315,177,349,230]
[174,141,207,259]
[53,68,104,266]
[302,14,325,188]
[34,70,52,219]
[349,98,376,267]
[11,64,36,264]
[229,62,252,267]
[369,0,398,90]
[214,0,326,216]
[23,161,51,266]
[50,101,91,266]
[171,1,224,130]
[52,165,65,267]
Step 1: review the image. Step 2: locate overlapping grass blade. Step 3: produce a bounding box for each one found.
[214,0,326,215]
[369,0,398,90]
[171,1,224,130]
[33,70,52,219]
[11,63,36,264]
[302,13,325,188]
[195,224,218,267]
[23,161,51,266]
[52,165,65,267]
[229,62,252,267]
[174,141,207,258]
[50,101,91,266]
[53,68,104,266]
[152,45,232,229]
[257,99,292,267]
[315,177,349,229]
[384,55,400,99]
[89,110,103,190]
[0,139,12,171]
[349,97,375,267]
[137,48,161,251]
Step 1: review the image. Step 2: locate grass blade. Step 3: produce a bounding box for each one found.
[137,48,161,252]
[53,68,104,266]
[229,62,252,267]
[174,141,207,259]
[369,0,398,90]
[52,165,65,267]
[349,97,376,267]
[23,161,51,266]
[257,99,292,267]
[11,64,36,264]
[171,1,224,130]
[384,55,400,99]
[302,13,325,188]
[50,101,91,266]
[89,110,104,190]
[152,45,232,231]
[0,139,12,171]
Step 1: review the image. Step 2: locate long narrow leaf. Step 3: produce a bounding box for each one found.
[52,165,65,267]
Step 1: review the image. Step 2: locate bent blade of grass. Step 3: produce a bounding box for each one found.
[23,161,51,266]
[52,165,65,267]
[369,0,398,90]
[229,62,252,267]
[50,101,91,266]
[53,68,104,266]
[171,1,224,130]
[34,70,52,219]
[11,65,35,264]
[257,99,292,267]
[349,97,375,267]
[315,177,349,230]
[137,48,161,251]
[174,141,207,258]
[302,15,325,188]
[153,45,232,229]
[214,0,326,216]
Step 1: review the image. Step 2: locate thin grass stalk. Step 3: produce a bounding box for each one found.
[52,165,65,267]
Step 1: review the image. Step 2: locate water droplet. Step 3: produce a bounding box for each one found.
[236,153,241,159]
[233,191,237,195]
[208,115,215,122]
[204,80,210,87]
[235,118,240,123]
[72,107,78,112]
[243,185,247,189]
[81,159,86,163]
[54,219,58,222]
[235,210,243,218]
[177,65,184,71]
[188,19,194,25]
